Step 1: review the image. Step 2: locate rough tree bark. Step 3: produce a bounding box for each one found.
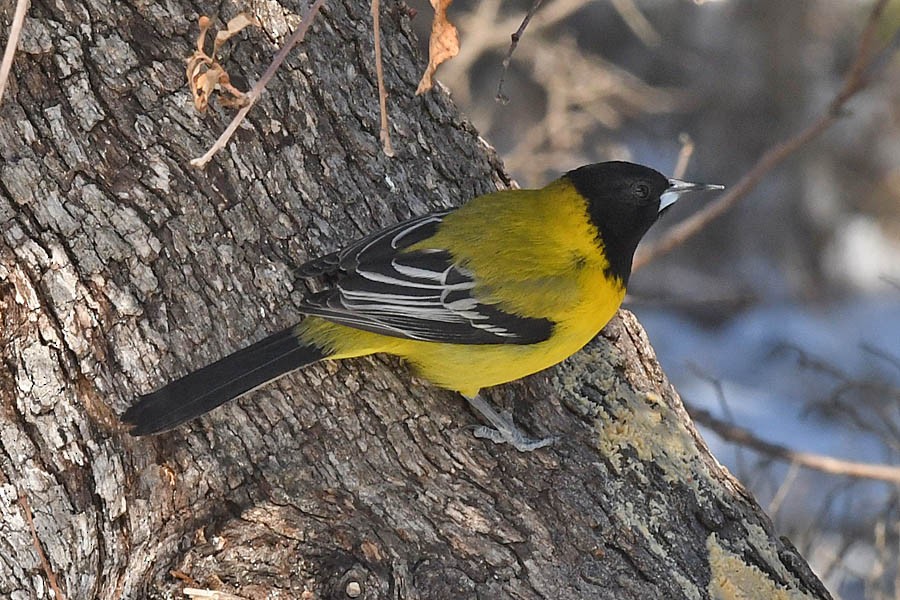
[0,1,831,599]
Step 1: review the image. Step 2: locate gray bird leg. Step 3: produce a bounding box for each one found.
[464,394,555,452]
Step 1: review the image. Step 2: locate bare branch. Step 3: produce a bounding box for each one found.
[860,342,900,374]
[191,0,327,168]
[672,133,694,179]
[371,0,394,157]
[610,0,661,47]
[19,493,67,600]
[496,0,544,104]
[766,461,801,518]
[633,0,892,270]
[686,403,900,484]
[688,362,748,478]
[772,341,849,381]
[0,0,30,105]
[184,588,251,600]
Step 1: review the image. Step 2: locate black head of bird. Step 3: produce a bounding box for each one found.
[567,161,723,284]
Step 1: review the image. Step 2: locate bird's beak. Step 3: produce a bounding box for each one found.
[659,178,724,212]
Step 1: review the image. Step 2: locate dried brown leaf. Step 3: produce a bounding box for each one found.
[416,0,460,95]
[186,14,258,113]
[214,14,261,54]
[186,56,218,112]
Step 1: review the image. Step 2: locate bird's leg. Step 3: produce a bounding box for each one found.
[463,394,555,452]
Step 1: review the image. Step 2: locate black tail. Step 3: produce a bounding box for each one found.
[122,326,325,436]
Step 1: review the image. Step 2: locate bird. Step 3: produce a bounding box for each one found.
[122,161,722,450]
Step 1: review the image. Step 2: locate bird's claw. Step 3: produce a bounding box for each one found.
[472,424,556,452]
[465,395,555,452]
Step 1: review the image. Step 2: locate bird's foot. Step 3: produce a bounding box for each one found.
[465,395,556,452]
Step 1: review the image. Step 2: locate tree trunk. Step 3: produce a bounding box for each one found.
[0,1,830,598]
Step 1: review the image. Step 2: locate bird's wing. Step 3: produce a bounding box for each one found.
[297,212,554,345]
[296,212,446,278]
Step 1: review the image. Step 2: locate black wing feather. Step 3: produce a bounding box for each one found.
[297,211,554,345]
[296,251,341,278]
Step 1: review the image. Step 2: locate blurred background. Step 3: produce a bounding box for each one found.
[409,1,900,598]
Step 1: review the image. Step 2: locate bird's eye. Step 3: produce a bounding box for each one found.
[633,182,651,201]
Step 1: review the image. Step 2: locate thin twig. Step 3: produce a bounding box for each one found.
[773,341,849,381]
[634,0,891,271]
[19,493,67,600]
[688,362,747,478]
[496,0,543,104]
[766,460,801,518]
[442,0,584,105]
[191,0,327,168]
[860,342,900,374]
[0,0,30,104]
[371,0,394,156]
[686,403,900,484]
[610,0,660,47]
[183,588,250,600]
[672,133,694,179]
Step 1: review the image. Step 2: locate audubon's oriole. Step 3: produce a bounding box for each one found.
[122,161,721,450]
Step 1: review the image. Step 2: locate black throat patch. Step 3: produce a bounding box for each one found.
[565,163,665,286]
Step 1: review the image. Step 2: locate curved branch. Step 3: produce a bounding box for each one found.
[687,403,900,484]
[634,0,891,270]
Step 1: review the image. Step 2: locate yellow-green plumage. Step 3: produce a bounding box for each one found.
[297,178,625,397]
